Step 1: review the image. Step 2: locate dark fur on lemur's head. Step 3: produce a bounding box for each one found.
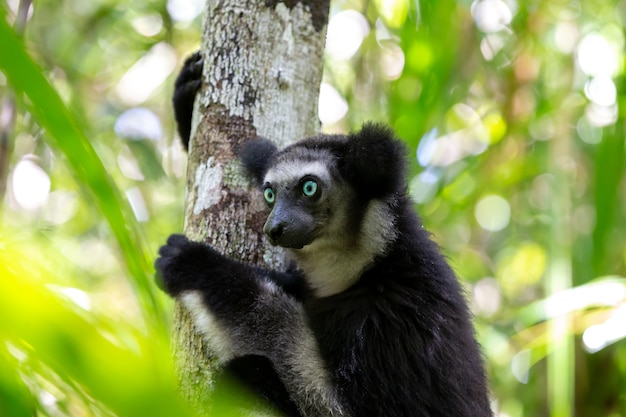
[240,123,407,296]
[241,122,406,200]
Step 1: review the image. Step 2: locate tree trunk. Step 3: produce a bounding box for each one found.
[173,0,329,414]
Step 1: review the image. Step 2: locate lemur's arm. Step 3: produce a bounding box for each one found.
[172,52,202,150]
[155,235,346,417]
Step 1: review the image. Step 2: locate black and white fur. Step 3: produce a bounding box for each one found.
[156,55,492,416]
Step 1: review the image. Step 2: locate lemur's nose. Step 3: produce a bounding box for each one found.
[265,222,284,244]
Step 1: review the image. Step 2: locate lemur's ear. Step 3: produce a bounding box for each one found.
[341,122,407,199]
[239,138,278,185]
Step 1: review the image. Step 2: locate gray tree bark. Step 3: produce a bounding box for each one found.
[173,1,329,414]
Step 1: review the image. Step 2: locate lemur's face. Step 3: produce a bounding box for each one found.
[261,157,334,249]
[240,133,390,255]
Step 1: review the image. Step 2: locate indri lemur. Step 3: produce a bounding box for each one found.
[155,52,492,417]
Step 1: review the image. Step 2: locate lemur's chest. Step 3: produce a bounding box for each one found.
[304,289,384,361]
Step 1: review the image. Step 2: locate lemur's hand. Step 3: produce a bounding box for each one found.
[172,52,202,150]
[154,234,223,297]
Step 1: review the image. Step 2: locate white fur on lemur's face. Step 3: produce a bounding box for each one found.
[261,146,397,297]
[261,150,336,250]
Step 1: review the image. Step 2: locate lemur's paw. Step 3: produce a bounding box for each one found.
[174,52,203,90]
[173,51,203,149]
[154,234,221,297]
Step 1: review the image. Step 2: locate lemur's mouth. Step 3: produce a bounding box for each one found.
[271,235,313,250]
[265,222,319,249]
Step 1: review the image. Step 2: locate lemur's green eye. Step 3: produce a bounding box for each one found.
[264,188,275,204]
[302,180,318,197]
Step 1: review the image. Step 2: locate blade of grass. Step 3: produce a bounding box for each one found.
[546,110,574,417]
[592,122,625,274]
[0,348,32,417]
[0,16,164,326]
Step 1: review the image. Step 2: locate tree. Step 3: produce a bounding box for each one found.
[172,0,330,414]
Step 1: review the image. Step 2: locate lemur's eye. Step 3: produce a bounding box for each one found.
[264,188,276,204]
[302,180,318,197]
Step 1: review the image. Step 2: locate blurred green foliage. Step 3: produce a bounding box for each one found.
[1,0,625,416]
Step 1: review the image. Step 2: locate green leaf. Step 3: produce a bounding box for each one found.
[0,258,195,417]
[0,17,163,326]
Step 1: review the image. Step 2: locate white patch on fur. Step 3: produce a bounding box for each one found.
[180,291,234,363]
[287,325,346,416]
[263,304,344,416]
[180,280,345,414]
[251,282,344,415]
[361,199,398,258]
[264,160,331,186]
[293,199,397,298]
[260,278,281,295]
[193,157,224,214]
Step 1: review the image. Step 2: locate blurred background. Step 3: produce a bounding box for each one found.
[1,0,625,416]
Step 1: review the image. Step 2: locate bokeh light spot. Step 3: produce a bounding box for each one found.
[471,0,513,33]
[318,83,348,125]
[116,43,177,105]
[167,0,203,23]
[577,33,619,77]
[326,10,370,60]
[115,107,163,141]
[11,157,51,210]
[475,194,510,232]
[584,76,617,107]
